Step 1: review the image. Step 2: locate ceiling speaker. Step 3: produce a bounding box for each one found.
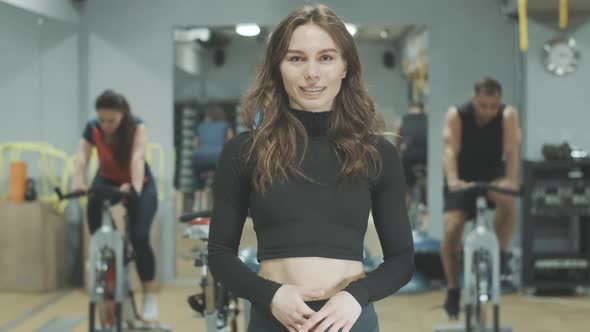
[383,51,395,69]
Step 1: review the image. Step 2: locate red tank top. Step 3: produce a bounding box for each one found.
[90,126,133,184]
[84,119,149,185]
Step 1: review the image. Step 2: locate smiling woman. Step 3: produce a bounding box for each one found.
[206,4,414,332]
[171,5,431,332]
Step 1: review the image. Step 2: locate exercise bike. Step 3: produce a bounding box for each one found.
[56,185,171,332]
[399,164,443,294]
[189,169,215,213]
[434,182,520,332]
[179,210,240,332]
[408,164,428,233]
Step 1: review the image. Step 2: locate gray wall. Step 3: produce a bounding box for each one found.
[1,0,78,22]
[0,4,43,144]
[357,40,408,128]
[81,0,520,281]
[524,20,590,159]
[0,3,79,153]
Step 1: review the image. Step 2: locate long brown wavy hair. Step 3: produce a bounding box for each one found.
[95,90,136,168]
[240,4,383,192]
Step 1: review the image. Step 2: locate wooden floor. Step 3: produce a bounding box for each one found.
[1,286,589,332]
[4,210,586,331]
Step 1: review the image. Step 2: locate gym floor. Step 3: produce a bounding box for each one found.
[0,286,589,332]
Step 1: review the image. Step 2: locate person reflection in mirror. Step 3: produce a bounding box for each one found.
[191,104,234,211]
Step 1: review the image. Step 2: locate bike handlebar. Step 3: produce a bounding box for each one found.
[451,182,522,196]
[179,210,212,223]
[54,184,131,201]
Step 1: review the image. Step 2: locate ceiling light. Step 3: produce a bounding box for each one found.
[236,24,261,37]
[345,23,357,36]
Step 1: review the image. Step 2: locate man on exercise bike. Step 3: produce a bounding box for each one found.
[441,77,521,319]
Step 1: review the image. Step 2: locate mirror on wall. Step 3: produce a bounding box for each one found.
[171,24,429,280]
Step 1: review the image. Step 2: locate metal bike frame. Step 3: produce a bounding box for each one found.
[55,186,170,331]
[408,168,428,232]
[87,199,126,331]
[200,246,220,332]
[434,183,519,332]
[182,218,239,332]
[87,199,170,332]
[463,196,502,332]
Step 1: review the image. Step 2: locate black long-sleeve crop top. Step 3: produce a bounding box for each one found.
[207,108,415,312]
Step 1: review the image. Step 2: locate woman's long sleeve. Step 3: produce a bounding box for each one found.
[343,138,415,307]
[207,133,282,310]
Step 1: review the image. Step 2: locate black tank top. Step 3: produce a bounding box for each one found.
[399,113,427,163]
[457,102,505,181]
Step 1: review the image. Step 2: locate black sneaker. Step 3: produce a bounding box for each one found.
[500,250,512,276]
[187,293,205,315]
[444,288,461,320]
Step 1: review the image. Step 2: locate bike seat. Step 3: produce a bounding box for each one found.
[179,210,212,223]
[181,215,211,241]
[187,218,210,227]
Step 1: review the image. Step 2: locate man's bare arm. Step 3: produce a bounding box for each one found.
[502,106,521,183]
[443,107,462,181]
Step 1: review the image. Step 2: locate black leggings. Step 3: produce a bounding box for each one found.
[87,175,158,282]
[192,152,220,190]
[247,300,380,332]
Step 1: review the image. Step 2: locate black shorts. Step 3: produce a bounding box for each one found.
[402,156,426,188]
[443,175,502,220]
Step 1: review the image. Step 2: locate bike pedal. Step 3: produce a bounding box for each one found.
[187,294,205,315]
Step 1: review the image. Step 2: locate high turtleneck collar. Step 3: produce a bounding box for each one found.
[288,108,332,137]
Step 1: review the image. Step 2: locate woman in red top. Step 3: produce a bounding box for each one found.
[72,89,159,322]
